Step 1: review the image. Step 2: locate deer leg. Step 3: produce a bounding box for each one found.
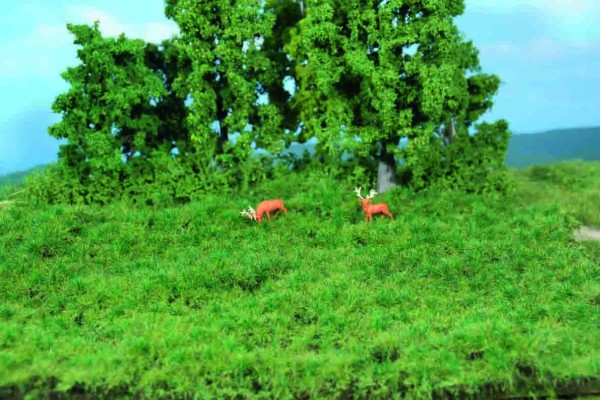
[267,212,272,221]
[282,207,288,215]
[386,211,394,220]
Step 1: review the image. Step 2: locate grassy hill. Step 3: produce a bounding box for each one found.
[506,126,600,168]
[0,161,599,399]
[0,164,46,187]
[0,170,30,187]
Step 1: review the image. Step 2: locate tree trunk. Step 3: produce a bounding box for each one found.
[443,118,457,147]
[377,141,397,194]
[299,0,305,17]
[217,124,228,154]
[216,94,228,154]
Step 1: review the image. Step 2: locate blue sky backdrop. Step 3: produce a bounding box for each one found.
[1,0,599,175]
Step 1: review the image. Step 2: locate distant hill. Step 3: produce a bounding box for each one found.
[505,126,600,168]
[1,126,598,185]
[0,164,46,187]
[284,126,600,169]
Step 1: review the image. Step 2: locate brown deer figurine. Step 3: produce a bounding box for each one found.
[354,187,394,222]
[240,199,288,223]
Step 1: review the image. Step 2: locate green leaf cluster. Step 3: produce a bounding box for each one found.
[38,0,511,205]
[288,0,511,192]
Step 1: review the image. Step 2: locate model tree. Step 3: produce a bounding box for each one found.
[286,0,510,193]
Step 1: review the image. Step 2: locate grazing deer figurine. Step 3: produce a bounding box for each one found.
[240,199,288,223]
[354,187,394,222]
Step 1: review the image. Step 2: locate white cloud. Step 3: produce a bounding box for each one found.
[36,24,72,47]
[0,4,179,78]
[0,24,73,77]
[528,37,563,60]
[66,4,179,43]
[466,0,600,44]
[480,42,521,58]
[467,0,600,15]
[535,0,599,17]
[139,22,181,44]
[67,5,129,37]
[481,36,572,61]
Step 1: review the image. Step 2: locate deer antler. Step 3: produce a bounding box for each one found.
[367,189,378,199]
[354,187,364,199]
[240,205,257,220]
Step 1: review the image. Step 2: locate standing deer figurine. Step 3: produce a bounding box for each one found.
[240,199,288,223]
[354,187,394,222]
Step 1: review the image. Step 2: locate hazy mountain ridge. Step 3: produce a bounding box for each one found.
[506,126,600,168]
[1,126,599,184]
[0,164,46,187]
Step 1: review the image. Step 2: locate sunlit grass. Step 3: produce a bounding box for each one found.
[0,163,599,399]
[509,160,600,227]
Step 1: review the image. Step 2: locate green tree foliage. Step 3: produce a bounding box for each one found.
[261,0,303,143]
[139,38,191,158]
[43,23,203,205]
[48,23,166,203]
[35,1,511,206]
[165,0,296,189]
[286,0,511,193]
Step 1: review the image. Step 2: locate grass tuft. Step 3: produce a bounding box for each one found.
[0,161,599,399]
